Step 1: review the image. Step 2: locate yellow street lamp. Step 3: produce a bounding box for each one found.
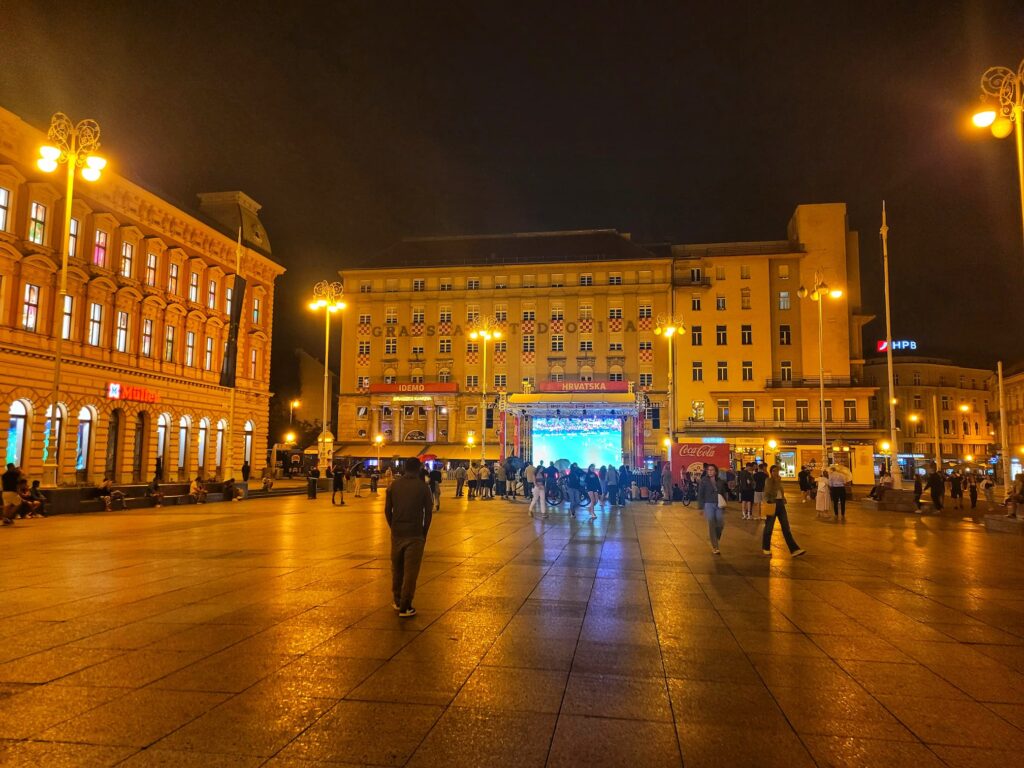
[36,113,107,486]
[374,433,384,467]
[965,454,974,463]
[959,403,970,413]
[289,398,301,424]
[971,59,1024,268]
[797,270,843,470]
[654,314,685,451]
[284,431,296,444]
[767,438,778,450]
[308,281,346,468]
[468,315,502,465]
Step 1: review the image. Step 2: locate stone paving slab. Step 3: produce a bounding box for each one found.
[0,491,1022,766]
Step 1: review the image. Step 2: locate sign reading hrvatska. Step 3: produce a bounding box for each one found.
[536,381,631,393]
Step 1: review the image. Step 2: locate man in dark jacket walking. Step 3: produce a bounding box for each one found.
[385,457,434,618]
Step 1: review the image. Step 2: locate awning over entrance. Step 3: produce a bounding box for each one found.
[507,392,639,417]
[423,444,500,462]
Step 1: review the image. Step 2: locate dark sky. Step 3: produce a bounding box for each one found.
[1,0,1021,394]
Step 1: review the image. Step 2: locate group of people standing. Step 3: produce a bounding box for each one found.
[913,463,998,513]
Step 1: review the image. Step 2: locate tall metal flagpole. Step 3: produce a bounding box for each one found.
[880,202,901,487]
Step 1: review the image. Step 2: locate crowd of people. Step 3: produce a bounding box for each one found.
[1,462,47,523]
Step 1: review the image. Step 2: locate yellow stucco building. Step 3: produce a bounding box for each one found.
[0,106,284,485]
[336,204,882,481]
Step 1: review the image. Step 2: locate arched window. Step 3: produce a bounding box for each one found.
[405,430,426,441]
[215,419,226,473]
[411,368,424,384]
[156,414,169,461]
[438,368,451,383]
[550,365,565,382]
[106,409,122,479]
[75,406,94,474]
[580,366,594,382]
[197,418,209,471]
[43,404,65,465]
[6,401,29,468]
[178,416,191,477]
[243,420,254,466]
[609,364,624,382]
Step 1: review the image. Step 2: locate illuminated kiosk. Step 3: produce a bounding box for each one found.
[504,380,648,468]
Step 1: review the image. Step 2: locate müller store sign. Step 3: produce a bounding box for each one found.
[106,382,160,404]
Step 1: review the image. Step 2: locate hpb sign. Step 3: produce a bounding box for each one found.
[877,339,917,352]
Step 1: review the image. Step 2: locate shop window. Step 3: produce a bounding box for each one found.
[6,400,29,467]
[75,407,93,473]
[120,242,134,278]
[29,202,47,244]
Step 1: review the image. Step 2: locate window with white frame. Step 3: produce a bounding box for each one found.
[715,266,725,280]
[717,399,730,422]
[188,271,199,302]
[579,303,593,320]
[29,202,46,244]
[608,307,623,319]
[691,325,702,346]
[207,280,217,309]
[551,335,564,352]
[740,265,751,279]
[609,273,622,285]
[167,263,179,294]
[145,252,158,285]
[22,283,40,331]
[608,340,623,351]
[68,217,79,256]
[466,341,479,354]
[609,371,623,381]
[844,399,857,422]
[467,278,480,290]
[61,295,73,339]
[773,399,785,421]
[120,242,134,278]
[494,340,507,353]
[88,303,102,346]
[796,399,809,422]
[0,187,9,231]
[185,331,196,366]
[439,278,452,291]
[164,325,176,361]
[692,361,703,381]
[384,306,397,325]
[357,375,370,389]
[413,278,425,291]
[741,324,752,345]
[412,307,425,324]
[779,325,792,345]
[522,335,535,352]
[438,337,452,354]
[141,318,153,357]
[741,288,751,310]
[639,372,653,387]
[716,325,727,345]
[225,285,233,315]
[742,360,753,381]
[357,340,371,355]
[411,344,424,357]
[579,273,593,286]
[494,374,507,389]
[205,336,215,370]
[523,274,536,287]
[550,304,564,320]
[94,230,109,267]
[438,369,450,383]
[717,360,728,381]
[495,276,507,289]
[384,338,397,355]
[359,280,372,293]
[252,297,261,324]
[778,291,791,310]
[638,304,652,319]
[115,311,129,352]
[716,295,726,310]
[249,348,258,378]
[579,338,593,352]
[780,360,793,381]
[551,274,564,287]
[522,307,536,321]
[465,305,480,323]
[691,294,701,311]
[466,375,479,389]
[494,303,508,322]
[743,400,756,422]
[639,340,652,351]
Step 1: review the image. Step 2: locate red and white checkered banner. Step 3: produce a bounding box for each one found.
[639,348,653,362]
[638,317,652,330]
[357,354,370,367]
[522,351,535,364]
[358,323,371,336]
[578,318,593,332]
[550,319,563,333]
[522,320,534,334]
[494,351,507,364]
[466,352,479,365]
[608,317,622,332]
[411,322,424,336]
[438,322,452,335]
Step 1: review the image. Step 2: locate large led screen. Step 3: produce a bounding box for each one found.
[531,417,623,469]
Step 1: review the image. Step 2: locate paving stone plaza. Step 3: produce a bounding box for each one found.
[0,492,1022,767]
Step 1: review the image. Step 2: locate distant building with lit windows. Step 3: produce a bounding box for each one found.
[0,106,284,484]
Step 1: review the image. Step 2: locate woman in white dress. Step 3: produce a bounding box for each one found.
[815,470,831,519]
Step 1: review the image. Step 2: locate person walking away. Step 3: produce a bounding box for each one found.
[815,470,831,518]
[949,470,963,511]
[606,464,619,508]
[697,463,729,554]
[982,474,996,510]
[385,457,434,617]
[967,473,979,510]
[545,464,560,507]
[528,462,547,519]
[331,463,346,506]
[763,464,806,558]
[828,465,848,521]
[370,466,380,493]
[753,464,769,519]
[480,462,492,499]
[738,463,755,519]
[428,464,443,511]
[147,476,164,508]
[495,462,507,498]
[567,462,583,515]
[797,466,810,502]
[467,462,479,500]
[925,462,944,512]
[454,463,466,497]
[661,461,673,505]
[586,465,601,514]
[598,466,608,502]
[306,464,320,500]
[618,464,631,505]
[913,472,923,512]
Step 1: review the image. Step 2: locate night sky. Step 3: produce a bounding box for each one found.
[1,0,1021,397]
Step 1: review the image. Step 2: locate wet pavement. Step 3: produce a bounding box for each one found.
[0,490,1022,766]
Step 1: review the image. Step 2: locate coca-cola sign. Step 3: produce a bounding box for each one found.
[671,442,731,479]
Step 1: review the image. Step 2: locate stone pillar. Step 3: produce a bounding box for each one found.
[426,406,436,442]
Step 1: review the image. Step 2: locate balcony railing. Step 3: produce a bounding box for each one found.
[673,274,712,287]
[685,418,877,430]
[763,376,858,388]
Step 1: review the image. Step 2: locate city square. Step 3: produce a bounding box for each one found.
[0,492,1022,767]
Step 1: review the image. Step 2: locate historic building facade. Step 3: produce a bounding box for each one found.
[336,204,882,480]
[0,106,284,485]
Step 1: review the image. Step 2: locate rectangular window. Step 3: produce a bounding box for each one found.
[413,278,425,291]
[690,267,703,282]
[357,376,370,390]
[691,325,702,346]
[608,307,623,319]
[742,361,753,381]
[550,305,564,321]
[358,312,371,325]
[414,308,427,326]
[639,340,652,351]
[360,280,373,293]
[168,263,179,294]
[494,304,508,322]
[823,399,833,422]
[29,202,46,244]
[717,399,730,422]
[115,311,129,352]
[646,406,660,428]
[120,242,134,278]
[608,340,623,351]
[21,283,40,331]
[145,253,158,285]
[913,372,921,385]
[717,361,728,381]
[639,372,653,387]
[941,395,951,410]
[579,273,593,286]
[608,273,622,285]
[551,335,564,352]
[466,305,479,323]
[691,295,701,311]
[778,291,791,310]
[692,361,703,382]
[0,187,9,231]
[188,272,199,302]
[185,331,196,366]
[439,307,452,323]
[578,339,593,352]
[740,265,751,279]
[93,230,108,267]
[467,278,480,290]
[385,278,398,293]
[780,361,793,382]
[523,335,536,352]
[411,344,424,357]
[467,341,479,354]
[743,400,756,422]
[384,338,397,355]
[466,375,479,389]
[357,340,371,355]
[141,318,153,357]
[61,295,73,339]
[249,348,258,378]
[715,325,727,345]
[164,325,176,362]
[439,278,452,291]
[494,374,507,389]
[225,285,233,316]
[495,276,507,289]
[942,419,952,435]
[385,307,397,324]
[715,266,726,280]
[205,336,214,370]
[796,399,809,422]
[494,341,507,353]
[691,400,705,421]
[844,399,858,422]
[550,274,564,287]
[579,303,593,320]
[68,217,79,257]
[207,280,217,309]
[88,302,102,346]
[773,399,785,421]
[779,324,792,345]
[778,264,790,279]
[609,371,623,381]
[913,394,922,409]
[741,324,752,345]
[716,295,726,311]
[438,337,452,354]
[522,308,536,321]
[638,304,652,319]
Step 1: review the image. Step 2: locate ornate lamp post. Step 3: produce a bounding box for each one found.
[972,59,1024,265]
[797,271,843,470]
[653,314,685,449]
[36,113,107,486]
[307,281,346,470]
[468,315,502,465]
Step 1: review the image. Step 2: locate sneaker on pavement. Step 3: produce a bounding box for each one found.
[391,601,400,611]
[398,607,417,618]
[762,549,771,555]
[791,549,807,558]
[712,548,720,555]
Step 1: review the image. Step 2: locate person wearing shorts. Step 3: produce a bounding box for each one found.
[753,464,769,519]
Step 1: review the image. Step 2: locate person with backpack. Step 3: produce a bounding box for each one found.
[737,463,755,519]
[385,458,434,618]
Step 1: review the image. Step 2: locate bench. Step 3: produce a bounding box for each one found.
[38,481,248,515]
